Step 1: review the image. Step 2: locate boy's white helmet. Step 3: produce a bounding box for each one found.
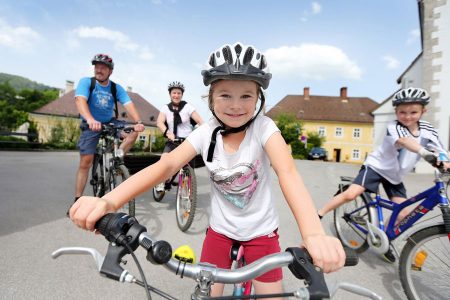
[392,87,430,106]
[201,42,272,89]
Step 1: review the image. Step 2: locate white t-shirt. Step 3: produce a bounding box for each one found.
[187,115,280,241]
[160,102,196,138]
[365,120,446,184]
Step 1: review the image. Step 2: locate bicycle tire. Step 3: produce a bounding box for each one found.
[175,165,197,232]
[399,225,450,300]
[333,185,372,253]
[152,184,165,202]
[111,164,135,217]
[91,154,105,197]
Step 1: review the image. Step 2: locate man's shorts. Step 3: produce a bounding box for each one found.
[200,227,282,283]
[353,165,407,198]
[77,119,126,155]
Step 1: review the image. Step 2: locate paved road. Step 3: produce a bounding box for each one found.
[0,151,440,299]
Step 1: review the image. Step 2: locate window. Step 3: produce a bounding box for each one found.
[139,135,146,142]
[318,126,326,137]
[352,149,360,160]
[335,127,343,137]
[353,128,361,139]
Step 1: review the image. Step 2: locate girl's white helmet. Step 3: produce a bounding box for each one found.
[393,87,430,106]
[201,42,272,89]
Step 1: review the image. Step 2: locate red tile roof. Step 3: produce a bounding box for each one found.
[265,93,379,123]
[33,90,159,126]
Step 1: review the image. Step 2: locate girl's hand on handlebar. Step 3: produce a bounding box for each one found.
[69,196,115,231]
[167,132,176,141]
[302,234,346,273]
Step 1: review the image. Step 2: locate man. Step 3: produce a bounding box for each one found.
[71,53,145,212]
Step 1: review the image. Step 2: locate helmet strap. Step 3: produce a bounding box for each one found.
[206,91,265,162]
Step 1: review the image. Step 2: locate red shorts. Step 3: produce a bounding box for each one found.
[200,227,283,282]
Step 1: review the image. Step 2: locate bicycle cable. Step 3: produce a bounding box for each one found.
[123,243,152,300]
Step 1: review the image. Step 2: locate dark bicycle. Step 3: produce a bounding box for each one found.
[152,138,197,232]
[86,122,136,217]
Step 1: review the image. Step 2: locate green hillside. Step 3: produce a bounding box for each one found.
[0,72,57,91]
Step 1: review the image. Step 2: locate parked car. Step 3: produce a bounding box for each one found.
[308,147,328,161]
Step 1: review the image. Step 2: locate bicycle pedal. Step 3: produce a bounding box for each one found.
[351,216,367,225]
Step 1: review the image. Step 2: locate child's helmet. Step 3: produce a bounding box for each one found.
[201,42,272,89]
[168,81,185,93]
[91,54,114,69]
[392,87,430,106]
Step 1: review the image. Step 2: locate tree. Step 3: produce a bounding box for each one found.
[305,131,325,148]
[274,113,303,145]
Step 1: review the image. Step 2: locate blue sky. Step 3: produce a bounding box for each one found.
[0,0,421,120]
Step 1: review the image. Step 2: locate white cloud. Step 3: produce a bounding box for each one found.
[265,43,362,80]
[407,29,420,44]
[71,26,156,59]
[311,2,322,14]
[0,18,41,50]
[382,55,400,69]
[73,26,140,52]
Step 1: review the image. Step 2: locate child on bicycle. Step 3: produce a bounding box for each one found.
[69,42,345,298]
[317,87,450,263]
[155,81,203,191]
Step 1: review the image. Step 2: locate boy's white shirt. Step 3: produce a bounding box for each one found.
[365,120,446,184]
[160,102,196,138]
[187,115,280,241]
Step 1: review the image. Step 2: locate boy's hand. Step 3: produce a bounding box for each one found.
[301,235,346,273]
[418,148,437,164]
[69,196,115,231]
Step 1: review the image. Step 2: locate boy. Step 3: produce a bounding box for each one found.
[317,87,450,263]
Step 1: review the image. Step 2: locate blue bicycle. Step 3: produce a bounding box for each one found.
[333,161,450,300]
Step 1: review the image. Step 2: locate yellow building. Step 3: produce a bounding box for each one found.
[266,87,379,163]
[29,82,160,148]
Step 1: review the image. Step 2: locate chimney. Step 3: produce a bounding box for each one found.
[127,86,133,93]
[304,87,310,100]
[65,80,74,93]
[340,87,348,102]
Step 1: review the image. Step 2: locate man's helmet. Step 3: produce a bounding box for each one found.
[168,81,185,93]
[91,54,114,69]
[201,42,272,89]
[392,87,430,106]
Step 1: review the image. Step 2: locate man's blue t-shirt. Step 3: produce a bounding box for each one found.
[75,77,131,123]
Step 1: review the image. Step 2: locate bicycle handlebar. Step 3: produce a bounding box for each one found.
[93,213,358,298]
[80,122,135,134]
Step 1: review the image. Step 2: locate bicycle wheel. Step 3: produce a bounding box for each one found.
[333,186,372,253]
[152,183,165,202]
[175,165,197,232]
[111,164,135,217]
[91,154,105,197]
[399,225,450,300]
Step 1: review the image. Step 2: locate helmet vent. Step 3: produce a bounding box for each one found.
[243,47,254,65]
[259,55,267,70]
[222,46,233,65]
[209,54,216,67]
[234,44,242,57]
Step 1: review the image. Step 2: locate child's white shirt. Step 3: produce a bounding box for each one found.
[365,120,445,184]
[187,115,280,241]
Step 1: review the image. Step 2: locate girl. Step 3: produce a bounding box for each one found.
[70,42,345,298]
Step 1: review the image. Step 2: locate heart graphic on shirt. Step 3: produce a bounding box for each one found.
[210,161,260,209]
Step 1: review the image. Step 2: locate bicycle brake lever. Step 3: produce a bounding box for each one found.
[286,247,330,300]
[51,247,104,271]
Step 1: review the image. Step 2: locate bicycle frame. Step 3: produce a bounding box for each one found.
[346,169,449,241]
